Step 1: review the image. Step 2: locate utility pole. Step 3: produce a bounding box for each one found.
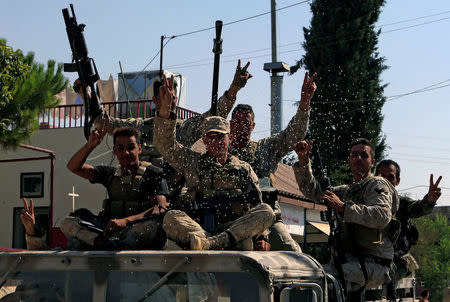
[264,0,290,135]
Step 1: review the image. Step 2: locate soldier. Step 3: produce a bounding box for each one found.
[76,60,251,202]
[153,75,275,250]
[227,72,316,252]
[181,71,317,251]
[293,138,400,295]
[61,123,169,249]
[375,159,442,299]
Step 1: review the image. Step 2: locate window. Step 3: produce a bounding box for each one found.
[20,172,44,198]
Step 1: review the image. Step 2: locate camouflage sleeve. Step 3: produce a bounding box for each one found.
[25,233,47,250]
[153,116,199,175]
[343,177,394,229]
[94,108,155,146]
[248,164,262,195]
[405,195,436,218]
[255,107,310,174]
[175,92,235,147]
[292,161,322,201]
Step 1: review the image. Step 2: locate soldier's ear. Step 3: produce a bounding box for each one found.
[112,145,118,157]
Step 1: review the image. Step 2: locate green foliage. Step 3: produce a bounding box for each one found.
[299,0,388,183]
[411,214,449,302]
[0,39,68,149]
[303,242,329,264]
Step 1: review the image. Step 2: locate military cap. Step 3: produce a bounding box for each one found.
[203,116,230,134]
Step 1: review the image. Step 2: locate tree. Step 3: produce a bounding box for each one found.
[295,0,388,183]
[0,39,67,149]
[411,214,449,302]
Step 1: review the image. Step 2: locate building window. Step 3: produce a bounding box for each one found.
[20,172,44,198]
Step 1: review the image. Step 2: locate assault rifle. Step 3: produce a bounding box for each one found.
[62,4,102,140]
[311,144,347,296]
[175,189,262,233]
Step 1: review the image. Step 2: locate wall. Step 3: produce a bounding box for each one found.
[0,128,118,247]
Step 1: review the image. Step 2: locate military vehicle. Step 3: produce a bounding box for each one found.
[0,249,415,301]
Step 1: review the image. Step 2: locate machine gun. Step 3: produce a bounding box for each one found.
[62,4,102,140]
[311,143,347,296]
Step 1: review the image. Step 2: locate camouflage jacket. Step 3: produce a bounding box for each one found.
[153,116,261,205]
[94,92,236,154]
[198,104,310,178]
[394,195,435,257]
[294,161,400,260]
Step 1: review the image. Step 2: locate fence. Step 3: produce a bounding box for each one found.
[38,99,199,129]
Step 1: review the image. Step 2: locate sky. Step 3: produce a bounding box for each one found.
[1,0,449,205]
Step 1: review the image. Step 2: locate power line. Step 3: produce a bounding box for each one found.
[117,36,174,100]
[307,78,450,104]
[157,12,450,72]
[398,185,450,192]
[389,152,450,161]
[172,0,310,38]
[383,16,450,34]
[380,9,450,27]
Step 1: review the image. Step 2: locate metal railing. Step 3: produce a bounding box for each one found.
[37,99,199,129]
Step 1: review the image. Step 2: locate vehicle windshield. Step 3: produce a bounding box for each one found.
[0,270,94,301]
[0,270,260,302]
[109,271,260,302]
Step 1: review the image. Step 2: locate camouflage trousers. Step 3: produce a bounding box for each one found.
[268,201,302,252]
[324,254,391,291]
[163,203,275,248]
[60,215,167,250]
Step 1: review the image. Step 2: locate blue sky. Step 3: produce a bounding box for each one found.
[1,0,449,205]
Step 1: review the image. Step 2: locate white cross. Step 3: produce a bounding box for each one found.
[68,186,79,212]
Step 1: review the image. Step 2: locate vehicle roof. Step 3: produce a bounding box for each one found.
[0,250,325,282]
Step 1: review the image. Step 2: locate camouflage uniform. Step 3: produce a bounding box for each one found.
[226,107,310,252]
[25,229,48,250]
[392,195,435,280]
[294,161,400,290]
[94,92,235,203]
[60,161,169,250]
[153,116,275,249]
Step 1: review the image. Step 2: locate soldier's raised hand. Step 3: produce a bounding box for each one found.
[20,198,35,236]
[88,117,109,148]
[299,72,317,111]
[227,60,252,100]
[426,174,442,203]
[294,139,314,166]
[157,75,177,119]
[232,60,252,88]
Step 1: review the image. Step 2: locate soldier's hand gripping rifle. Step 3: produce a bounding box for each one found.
[62,4,102,140]
[210,20,223,115]
[312,143,347,295]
